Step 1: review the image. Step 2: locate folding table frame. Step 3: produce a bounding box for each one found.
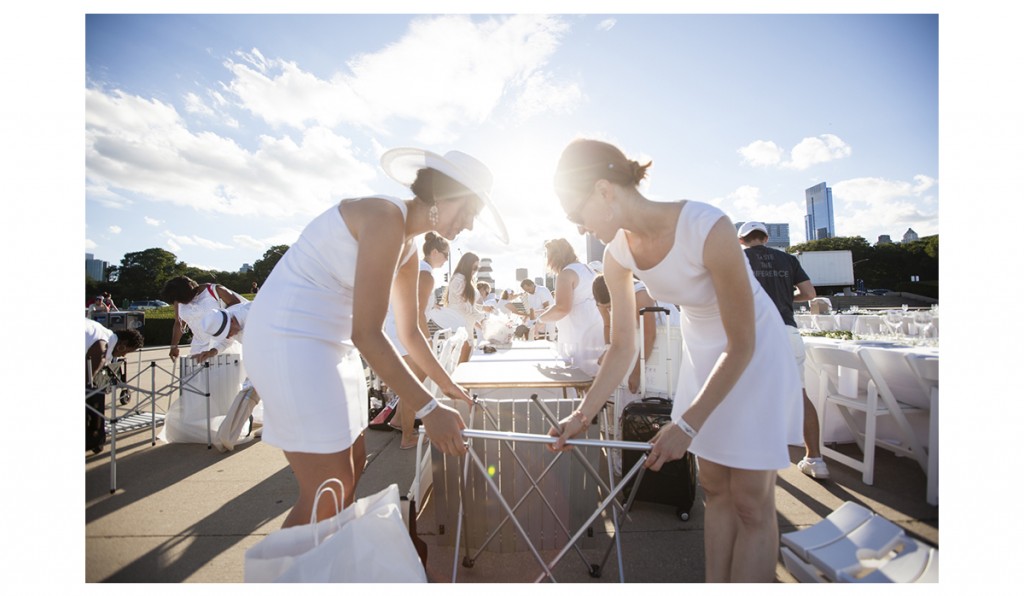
[444,396,654,583]
[86,358,210,493]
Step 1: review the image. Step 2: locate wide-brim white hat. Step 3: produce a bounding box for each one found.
[380,147,509,244]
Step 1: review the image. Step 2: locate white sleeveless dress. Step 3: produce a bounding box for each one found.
[555,262,605,376]
[244,196,415,454]
[605,201,800,470]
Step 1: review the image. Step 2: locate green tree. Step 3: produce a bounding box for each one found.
[253,245,290,286]
[113,248,186,302]
[786,235,938,295]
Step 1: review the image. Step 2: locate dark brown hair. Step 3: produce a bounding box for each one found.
[553,138,652,201]
[449,251,479,303]
[591,274,610,306]
[410,168,477,206]
[161,276,202,304]
[422,230,449,259]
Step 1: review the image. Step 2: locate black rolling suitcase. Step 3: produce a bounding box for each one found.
[620,307,698,521]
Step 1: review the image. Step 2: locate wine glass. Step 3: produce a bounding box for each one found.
[901,304,909,313]
[883,310,905,340]
[912,311,935,346]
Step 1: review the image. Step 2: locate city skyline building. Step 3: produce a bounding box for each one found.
[735,221,791,249]
[477,257,495,287]
[902,228,919,243]
[804,182,835,241]
[86,253,108,281]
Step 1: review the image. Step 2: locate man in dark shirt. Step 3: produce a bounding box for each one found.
[739,221,830,480]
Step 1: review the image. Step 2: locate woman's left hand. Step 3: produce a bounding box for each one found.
[645,424,692,471]
[441,382,474,405]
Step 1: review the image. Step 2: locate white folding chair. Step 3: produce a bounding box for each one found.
[905,355,939,506]
[781,501,938,583]
[807,345,927,486]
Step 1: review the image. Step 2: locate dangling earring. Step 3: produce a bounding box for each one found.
[428,204,440,227]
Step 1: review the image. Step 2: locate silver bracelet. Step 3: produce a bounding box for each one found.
[415,399,439,419]
[676,416,698,439]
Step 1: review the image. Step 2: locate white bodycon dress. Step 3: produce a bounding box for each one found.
[243,196,415,454]
[605,201,800,470]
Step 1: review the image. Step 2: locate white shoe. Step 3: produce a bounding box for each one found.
[798,457,830,480]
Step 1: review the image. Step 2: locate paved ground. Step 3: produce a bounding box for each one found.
[82,346,939,584]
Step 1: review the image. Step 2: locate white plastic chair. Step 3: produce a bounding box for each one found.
[905,355,938,506]
[781,501,938,583]
[807,345,928,486]
[424,327,465,399]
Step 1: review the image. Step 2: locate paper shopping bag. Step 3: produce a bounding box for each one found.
[245,483,426,583]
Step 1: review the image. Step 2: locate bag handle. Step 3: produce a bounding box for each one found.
[310,478,346,546]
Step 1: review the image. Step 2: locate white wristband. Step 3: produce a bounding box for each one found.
[676,416,698,439]
[415,399,439,420]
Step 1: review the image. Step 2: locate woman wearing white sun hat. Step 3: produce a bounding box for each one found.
[244,147,507,528]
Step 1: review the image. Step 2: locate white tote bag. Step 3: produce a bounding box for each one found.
[245,482,427,583]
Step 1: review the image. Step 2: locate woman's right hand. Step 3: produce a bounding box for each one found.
[420,403,467,456]
[547,410,589,452]
[169,346,180,360]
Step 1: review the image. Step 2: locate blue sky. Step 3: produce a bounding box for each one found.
[82,11,940,291]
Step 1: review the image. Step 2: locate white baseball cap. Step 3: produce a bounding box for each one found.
[199,309,231,340]
[737,221,768,238]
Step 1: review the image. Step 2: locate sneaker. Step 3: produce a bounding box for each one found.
[798,457,830,480]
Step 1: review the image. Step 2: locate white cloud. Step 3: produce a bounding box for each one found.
[86,238,97,250]
[144,216,161,226]
[233,234,265,251]
[785,134,852,170]
[597,19,617,32]
[108,225,121,234]
[713,185,809,243]
[739,134,852,171]
[738,140,784,167]
[831,175,939,240]
[164,231,233,250]
[223,15,578,143]
[86,88,377,218]
[184,91,214,116]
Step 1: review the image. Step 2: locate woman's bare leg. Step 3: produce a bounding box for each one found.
[281,433,367,528]
[697,458,779,582]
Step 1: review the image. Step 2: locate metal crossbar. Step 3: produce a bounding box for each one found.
[450,427,652,583]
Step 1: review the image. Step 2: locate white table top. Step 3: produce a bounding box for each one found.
[452,358,593,390]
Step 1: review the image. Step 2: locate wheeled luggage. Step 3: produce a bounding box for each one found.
[620,306,698,521]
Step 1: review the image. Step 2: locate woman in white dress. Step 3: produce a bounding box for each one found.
[161,276,245,360]
[548,139,799,582]
[443,251,484,364]
[244,148,507,528]
[384,231,450,449]
[537,238,605,375]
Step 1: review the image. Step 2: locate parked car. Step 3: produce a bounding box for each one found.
[128,299,170,311]
[867,289,893,296]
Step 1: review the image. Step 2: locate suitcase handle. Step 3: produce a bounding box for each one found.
[638,306,670,316]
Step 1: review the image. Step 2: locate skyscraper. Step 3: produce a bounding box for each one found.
[85,253,108,281]
[477,257,495,287]
[804,182,835,241]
